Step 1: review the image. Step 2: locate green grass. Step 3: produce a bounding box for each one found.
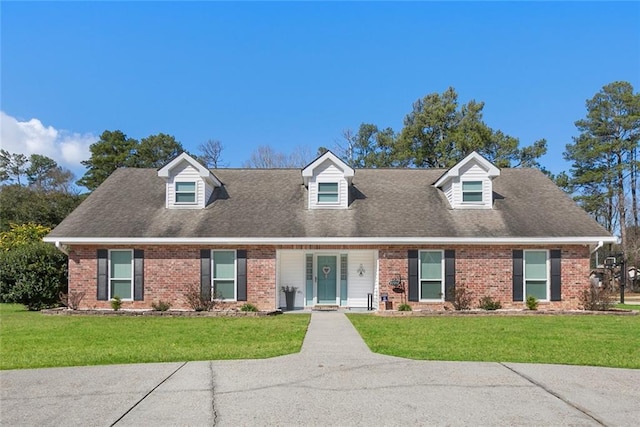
[0,304,310,370]
[347,314,640,369]
[616,303,640,311]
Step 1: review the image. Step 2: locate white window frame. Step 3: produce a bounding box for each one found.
[175,181,197,205]
[523,250,550,302]
[211,250,237,301]
[108,249,133,301]
[461,180,483,203]
[317,182,339,204]
[419,250,444,301]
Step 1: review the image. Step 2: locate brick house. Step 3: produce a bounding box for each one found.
[44,151,616,311]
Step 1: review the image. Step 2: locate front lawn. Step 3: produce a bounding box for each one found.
[616,303,640,311]
[0,304,310,370]
[347,314,640,369]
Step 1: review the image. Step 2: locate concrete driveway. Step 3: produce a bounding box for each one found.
[2,312,639,426]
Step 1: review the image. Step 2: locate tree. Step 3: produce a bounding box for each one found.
[197,139,225,168]
[77,130,138,191]
[129,133,185,168]
[396,87,547,168]
[338,124,397,168]
[0,185,83,231]
[25,154,75,193]
[0,150,28,185]
[564,81,640,259]
[243,145,313,168]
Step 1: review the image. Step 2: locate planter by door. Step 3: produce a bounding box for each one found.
[285,291,296,310]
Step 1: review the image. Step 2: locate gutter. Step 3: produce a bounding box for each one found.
[590,240,604,267]
[54,241,69,255]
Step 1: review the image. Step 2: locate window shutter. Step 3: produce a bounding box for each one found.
[200,249,211,301]
[133,249,144,301]
[550,249,561,301]
[512,250,523,301]
[237,250,247,301]
[444,250,455,302]
[97,249,108,301]
[408,250,418,302]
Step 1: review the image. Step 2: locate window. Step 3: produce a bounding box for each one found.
[213,250,236,300]
[419,250,443,300]
[109,250,133,300]
[175,181,196,204]
[525,250,548,300]
[462,181,483,202]
[317,182,339,203]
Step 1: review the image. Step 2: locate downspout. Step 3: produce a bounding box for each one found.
[590,240,603,267]
[54,241,69,256]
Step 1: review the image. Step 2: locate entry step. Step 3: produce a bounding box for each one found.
[312,305,339,311]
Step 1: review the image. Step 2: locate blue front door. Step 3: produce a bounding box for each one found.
[317,255,337,304]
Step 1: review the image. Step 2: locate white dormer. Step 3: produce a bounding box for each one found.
[157,152,221,209]
[434,151,500,209]
[302,151,354,210]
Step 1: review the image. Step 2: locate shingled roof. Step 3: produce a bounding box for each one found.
[46,166,614,244]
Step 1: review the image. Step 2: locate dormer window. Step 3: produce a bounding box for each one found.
[157,152,222,209]
[318,182,339,203]
[302,151,355,210]
[175,181,197,204]
[434,151,500,210]
[462,181,483,203]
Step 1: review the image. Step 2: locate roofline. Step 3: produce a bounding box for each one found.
[434,151,500,188]
[157,152,222,186]
[44,236,618,246]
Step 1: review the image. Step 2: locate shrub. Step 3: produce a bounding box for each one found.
[240,303,258,312]
[151,300,172,311]
[452,286,473,310]
[526,295,539,310]
[59,290,86,310]
[478,296,502,310]
[397,303,412,311]
[183,283,216,311]
[580,285,615,311]
[0,241,68,310]
[110,295,122,311]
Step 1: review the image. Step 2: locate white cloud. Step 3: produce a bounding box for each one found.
[0,111,96,175]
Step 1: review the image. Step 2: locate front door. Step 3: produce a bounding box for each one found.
[317,255,337,304]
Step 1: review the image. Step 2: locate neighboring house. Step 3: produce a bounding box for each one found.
[44,151,616,311]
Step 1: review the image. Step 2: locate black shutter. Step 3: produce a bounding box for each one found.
[550,249,562,301]
[133,249,144,301]
[200,249,211,301]
[237,250,247,301]
[408,250,418,302]
[512,250,523,301]
[444,250,455,302]
[97,249,108,301]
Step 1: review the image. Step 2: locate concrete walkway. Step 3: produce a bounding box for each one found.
[1,312,639,426]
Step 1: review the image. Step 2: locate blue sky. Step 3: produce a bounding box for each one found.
[2,1,639,181]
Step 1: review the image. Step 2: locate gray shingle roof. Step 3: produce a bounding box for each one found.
[47,167,612,240]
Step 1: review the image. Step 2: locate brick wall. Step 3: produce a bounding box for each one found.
[377,245,591,311]
[68,244,591,311]
[68,245,277,311]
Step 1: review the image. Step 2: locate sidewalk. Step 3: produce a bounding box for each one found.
[2,312,639,426]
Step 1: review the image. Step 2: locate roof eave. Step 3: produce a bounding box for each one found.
[43,236,618,246]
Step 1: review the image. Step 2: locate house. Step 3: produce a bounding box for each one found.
[44,151,617,311]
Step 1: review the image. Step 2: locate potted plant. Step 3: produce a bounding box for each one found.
[281,285,297,311]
